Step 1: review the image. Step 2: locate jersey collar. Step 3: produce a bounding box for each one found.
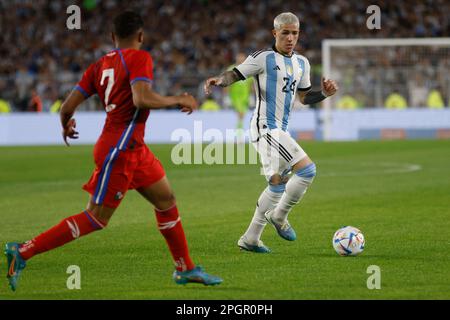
[272,45,294,57]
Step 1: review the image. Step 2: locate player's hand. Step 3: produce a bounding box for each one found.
[178,92,198,115]
[62,118,79,146]
[321,77,338,97]
[204,77,222,95]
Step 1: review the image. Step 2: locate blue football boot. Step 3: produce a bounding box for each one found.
[5,242,27,292]
[265,210,297,241]
[173,266,222,286]
[237,236,271,253]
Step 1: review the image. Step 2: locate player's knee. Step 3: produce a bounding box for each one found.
[91,212,110,227]
[269,174,283,185]
[164,192,176,204]
[153,192,176,211]
[268,174,287,193]
[88,206,113,227]
[295,163,317,181]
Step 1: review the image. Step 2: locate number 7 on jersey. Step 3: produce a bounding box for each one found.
[100,68,117,112]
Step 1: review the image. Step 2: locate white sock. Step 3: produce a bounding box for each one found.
[242,186,283,244]
[272,163,316,223]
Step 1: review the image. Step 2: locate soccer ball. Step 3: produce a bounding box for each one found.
[332,226,365,256]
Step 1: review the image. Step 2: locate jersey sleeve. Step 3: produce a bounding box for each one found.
[234,53,265,80]
[75,63,96,98]
[128,51,154,86]
[297,57,311,91]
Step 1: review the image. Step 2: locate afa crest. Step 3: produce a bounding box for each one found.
[286,65,293,76]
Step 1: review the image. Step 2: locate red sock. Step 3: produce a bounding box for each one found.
[19,210,105,260]
[155,205,195,272]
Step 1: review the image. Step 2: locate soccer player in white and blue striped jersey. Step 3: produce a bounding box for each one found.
[205,12,338,253]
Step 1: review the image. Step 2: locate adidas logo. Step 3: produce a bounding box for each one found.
[273,65,281,71]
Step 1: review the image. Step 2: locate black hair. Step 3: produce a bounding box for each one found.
[113,10,144,39]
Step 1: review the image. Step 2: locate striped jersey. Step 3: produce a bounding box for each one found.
[234,46,311,138]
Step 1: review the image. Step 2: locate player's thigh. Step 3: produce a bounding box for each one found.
[137,176,175,210]
[252,137,278,182]
[271,129,308,161]
[83,149,135,211]
[132,147,174,210]
[255,130,302,182]
[274,130,313,171]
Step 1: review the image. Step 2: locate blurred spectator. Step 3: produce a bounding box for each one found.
[14,66,35,111]
[427,87,445,108]
[50,97,63,113]
[200,96,221,111]
[28,89,43,112]
[0,99,11,113]
[384,89,408,109]
[336,94,359,110]
[408,74,428,108]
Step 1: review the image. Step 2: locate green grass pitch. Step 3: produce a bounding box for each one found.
[0,140,449,299]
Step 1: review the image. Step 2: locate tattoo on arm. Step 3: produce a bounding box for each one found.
[302,90,327,105]
[217,70,240,87]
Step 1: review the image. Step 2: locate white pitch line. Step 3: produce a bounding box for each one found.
[318,162,422,177]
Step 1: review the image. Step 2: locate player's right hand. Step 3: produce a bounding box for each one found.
[178,93,198,115]
[62,118,79,146]
[204,77,222,95]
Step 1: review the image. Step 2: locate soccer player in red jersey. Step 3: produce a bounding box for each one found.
[4,11,222,291]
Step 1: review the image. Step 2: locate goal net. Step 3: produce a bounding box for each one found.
[322,38,450,139]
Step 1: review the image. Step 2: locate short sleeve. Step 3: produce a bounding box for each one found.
[75,63,96,98]
[297,57,311,91]
[234,52,265,80]
[128,51,154,86]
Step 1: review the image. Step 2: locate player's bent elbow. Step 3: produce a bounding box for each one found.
[134,102,147,109]
[132,96,147,109]
[133,94,161,109]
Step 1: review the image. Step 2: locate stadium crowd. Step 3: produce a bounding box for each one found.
[0,0,449,112]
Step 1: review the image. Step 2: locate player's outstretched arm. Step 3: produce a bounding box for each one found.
[60,89,85,146]
[204,70,240,95]
[131,81,198,114]
[299,77,339,105]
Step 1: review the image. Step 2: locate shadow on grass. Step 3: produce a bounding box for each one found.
[306,252,428,261]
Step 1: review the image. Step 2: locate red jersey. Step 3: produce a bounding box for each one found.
[75,48,153,150]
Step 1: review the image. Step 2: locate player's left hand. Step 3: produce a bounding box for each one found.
[321,77,338,97]
[62,118,79,146]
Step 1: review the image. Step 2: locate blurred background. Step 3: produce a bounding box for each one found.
[0,0,449,143]
[1,0,449,112]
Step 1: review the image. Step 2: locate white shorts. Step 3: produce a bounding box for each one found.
[251,128,308,181]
